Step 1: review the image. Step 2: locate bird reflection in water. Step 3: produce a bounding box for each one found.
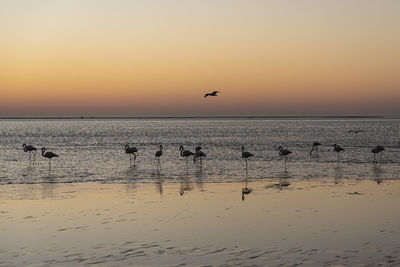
[179,174,193,196]
[155,172,163,195]
[372,164,384,184]
[41,178,57,199]
[333,166,344,185]
[242,176,252,201]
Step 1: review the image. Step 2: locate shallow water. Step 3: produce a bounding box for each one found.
[1,180,400,266]
[1,118,399,184]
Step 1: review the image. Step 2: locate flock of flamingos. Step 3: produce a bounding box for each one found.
[22,141,386,173]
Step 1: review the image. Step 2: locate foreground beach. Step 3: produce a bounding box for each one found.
[1,179,399,266]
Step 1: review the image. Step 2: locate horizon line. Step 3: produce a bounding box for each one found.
[0,115,393,120]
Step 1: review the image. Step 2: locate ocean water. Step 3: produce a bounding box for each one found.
[0,118,399,185]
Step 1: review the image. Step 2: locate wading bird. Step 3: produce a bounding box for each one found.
[155,145,163,162]
[241,146,253,175]
[41,147,58,170]
[193,146,206,165]
[180,146,195,171]
[22,143,37,162]
[309,142,322,155]
[333,144,344,164]
[125,144,138,167]
[371,145,385,163]
[204,91,220,98]
[277,146,292,172]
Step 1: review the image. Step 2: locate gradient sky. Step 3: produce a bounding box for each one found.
[1,0,399,116]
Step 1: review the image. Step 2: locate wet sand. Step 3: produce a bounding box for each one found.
[1,179,400,266]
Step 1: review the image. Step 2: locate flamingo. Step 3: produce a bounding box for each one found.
[22,143,37,162]
[155,145,163,171]
[333,144,344,163]
[193,146,206,165]
[277,146,292,172]
[180,145,195,171]
[125,144,138,167]
[41,147,58,170]
[241,146,253,175]
[309,142,322,155]
[371,145,385,163]
[155,145,163,162]
[204,91,220,98]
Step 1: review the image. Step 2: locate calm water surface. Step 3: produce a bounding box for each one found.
[1,119,399,184]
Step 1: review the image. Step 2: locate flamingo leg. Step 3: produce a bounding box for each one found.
[284,156,287,172]
[245,159,248,176]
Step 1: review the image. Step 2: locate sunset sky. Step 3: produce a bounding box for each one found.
[1,0,399,117]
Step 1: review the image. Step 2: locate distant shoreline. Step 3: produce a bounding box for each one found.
[0,115,392,120]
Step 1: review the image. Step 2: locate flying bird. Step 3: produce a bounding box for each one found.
[204,91,220,98]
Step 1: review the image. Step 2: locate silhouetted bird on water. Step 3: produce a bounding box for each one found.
[348,130,363,133]
[241,146,253,175]
[23,143,37,162]
[204,91,220,98]
[41,147,58,169]
[333,144,344,163]
[125,144,138,167]
[180,146,195,171]
[371,145,385,163]
[193,146,206,164]
[309,142,322,155]
[155,145,163,162]
[277,146,292,172]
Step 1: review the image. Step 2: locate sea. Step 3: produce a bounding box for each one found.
[1,118,399,184]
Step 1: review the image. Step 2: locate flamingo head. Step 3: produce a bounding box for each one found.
[22,143,26,148]
[276,146,283,151]
[125,144,129,149]
[179,145,184,151]
[160,145,163,150]
[41,147,46,152]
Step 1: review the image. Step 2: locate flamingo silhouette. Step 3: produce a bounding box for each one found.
[125,144,138,167]
[371,145,385,163]
[309,142,321,155]
[333,144,344,164]
[277,146,292,172]
[41,147,59,170]
[23,143,37,163]
[180,145,195,171]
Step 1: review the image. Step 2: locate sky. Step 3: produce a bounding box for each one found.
[1,0,399,117]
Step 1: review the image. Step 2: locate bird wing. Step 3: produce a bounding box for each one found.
[204,93,210,98]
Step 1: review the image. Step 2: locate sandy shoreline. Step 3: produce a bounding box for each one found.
[1,179,400,266]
